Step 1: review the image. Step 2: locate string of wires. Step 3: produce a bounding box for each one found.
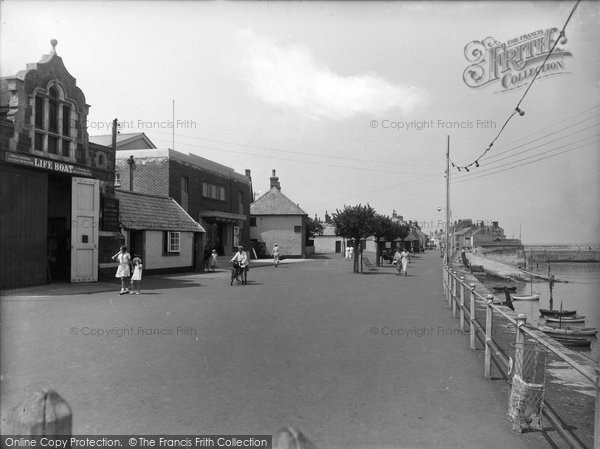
[450,0,581,173]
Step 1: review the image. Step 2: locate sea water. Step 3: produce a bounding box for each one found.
[507,261,600,362]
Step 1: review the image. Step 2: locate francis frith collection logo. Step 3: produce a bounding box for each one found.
[463,27,572,91]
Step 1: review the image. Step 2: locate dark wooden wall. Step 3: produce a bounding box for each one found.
[0,164,48,289]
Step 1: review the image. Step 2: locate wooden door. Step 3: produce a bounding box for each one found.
[70,177,99,282]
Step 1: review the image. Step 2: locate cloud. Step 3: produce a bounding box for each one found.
[237,29,429,120]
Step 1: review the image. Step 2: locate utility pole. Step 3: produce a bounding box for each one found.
[172,99,175,151]
[446,135,451,267]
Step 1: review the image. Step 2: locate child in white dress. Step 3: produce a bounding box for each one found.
[209,249,218,272]
[130,256,143,294]
[112,245,131,295]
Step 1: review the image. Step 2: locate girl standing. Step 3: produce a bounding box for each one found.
[112,245,131,295]
[130,255,143,294]
[209,249,218,272]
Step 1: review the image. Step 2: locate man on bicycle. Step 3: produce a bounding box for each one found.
[230,245,249,285]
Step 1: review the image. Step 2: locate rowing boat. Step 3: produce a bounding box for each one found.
[545,315,586,324]
[552,336,592,347]
[539,308,577,318]
[539,325,597,337]
[511,293,540,301]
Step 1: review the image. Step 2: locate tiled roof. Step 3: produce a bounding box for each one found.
[89,133,156,149]
[250,188,307,216]
[115,190,204,232]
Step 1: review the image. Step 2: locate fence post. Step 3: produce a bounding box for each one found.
[484,295,493,378]
[459,276,465,329]
[447,268,452,305]
[595,366,600,449]
[514,314,528,379]
[442,264,446,296]
[448,271,453,309]
[451,272,458,317]
[14,389,72,435]
[469,283,476,349]
[274,427,318,449]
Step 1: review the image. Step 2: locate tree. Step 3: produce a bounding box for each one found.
[384,221,411,250]
[305,216,324,245]
[371,214,393,267]
[332,204,377,273]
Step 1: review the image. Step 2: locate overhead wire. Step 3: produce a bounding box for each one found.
[450,0,582,172]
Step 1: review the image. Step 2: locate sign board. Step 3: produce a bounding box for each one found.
[101,197,120,232]
[4,152,93,177]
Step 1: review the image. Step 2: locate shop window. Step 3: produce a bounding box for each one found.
[31,83,75,158]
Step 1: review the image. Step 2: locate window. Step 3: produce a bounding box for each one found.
[167,231,180,253]
[181,176,189,211]
[294,225,302,233]
[250,217,257,227]
[202,182,226,201]
[31,83,75,158]
[238,192,244,215]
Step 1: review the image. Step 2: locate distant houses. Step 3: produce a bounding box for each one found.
[250,170,308,257]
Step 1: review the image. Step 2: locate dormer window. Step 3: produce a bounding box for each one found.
[32,82,76,158]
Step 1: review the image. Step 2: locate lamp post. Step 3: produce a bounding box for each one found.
[127,155,135,192]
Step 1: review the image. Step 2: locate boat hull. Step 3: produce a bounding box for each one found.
[545,316,586,323]
[511,294,540,301]
[539,308,577,318]
[539,325,597,337]
[553,336,592,347]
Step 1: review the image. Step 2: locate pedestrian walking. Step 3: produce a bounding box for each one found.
[272,244,280,267]
[112,245,131,294]
[209,249,218,272]
[230,245,249,285]
[130,255,143,294]
[392,248,402,276]
[400,248,410,276]
[344,245,350,261]
[348,245,354,261]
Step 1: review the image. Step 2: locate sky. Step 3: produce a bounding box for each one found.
[1,1,599,244]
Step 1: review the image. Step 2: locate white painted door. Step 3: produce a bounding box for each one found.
[71,177,99,282]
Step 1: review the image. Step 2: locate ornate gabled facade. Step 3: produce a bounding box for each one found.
[0,40,120,289]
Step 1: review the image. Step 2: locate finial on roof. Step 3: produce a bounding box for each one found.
[50,39,58,55]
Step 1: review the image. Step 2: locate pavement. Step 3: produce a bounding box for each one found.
[0,253,550,448]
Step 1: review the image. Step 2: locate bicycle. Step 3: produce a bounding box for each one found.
[230,262,242,285]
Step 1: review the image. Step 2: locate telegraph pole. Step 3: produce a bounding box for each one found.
[446,135,451,267]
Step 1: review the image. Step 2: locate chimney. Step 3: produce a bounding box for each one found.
[245,169,252,180]
[392,209,397,218]
[492,221,498,230]
[270,169,281,191]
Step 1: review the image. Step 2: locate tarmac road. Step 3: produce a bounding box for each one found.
[0,253,549,448]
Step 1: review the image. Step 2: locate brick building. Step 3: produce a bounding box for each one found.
[114,149,253,257]
[0,40,120,289]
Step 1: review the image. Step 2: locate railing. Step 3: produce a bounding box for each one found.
[443,264,600,449]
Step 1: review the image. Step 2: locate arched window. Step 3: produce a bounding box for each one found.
[32,83,75,158]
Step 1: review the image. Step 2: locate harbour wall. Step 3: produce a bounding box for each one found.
[525,246,600,263]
